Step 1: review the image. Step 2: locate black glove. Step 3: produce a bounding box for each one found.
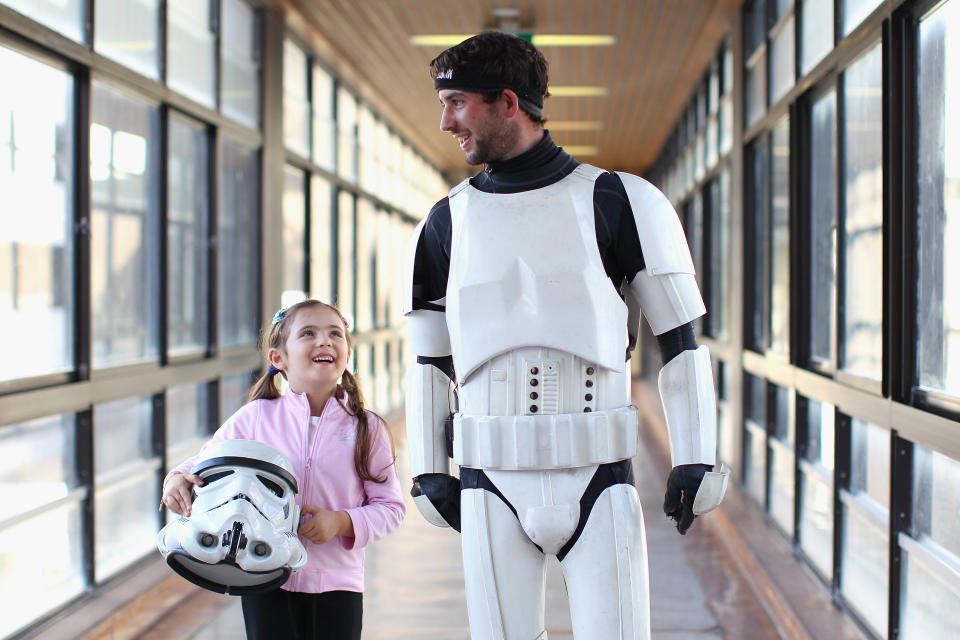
[411,473,461,532]
[663,463,712,535]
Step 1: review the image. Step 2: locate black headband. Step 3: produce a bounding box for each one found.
[434,66,544,110]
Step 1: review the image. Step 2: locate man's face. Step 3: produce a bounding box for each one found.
[438,89,515,165]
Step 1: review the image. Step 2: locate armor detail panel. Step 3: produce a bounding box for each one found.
[446,164,627,381]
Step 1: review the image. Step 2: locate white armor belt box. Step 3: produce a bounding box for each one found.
[453,405,639,470]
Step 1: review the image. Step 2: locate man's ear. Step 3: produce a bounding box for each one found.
[500,88,521,118]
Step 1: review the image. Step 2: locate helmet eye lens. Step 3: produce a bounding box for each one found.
[257,475,285,498]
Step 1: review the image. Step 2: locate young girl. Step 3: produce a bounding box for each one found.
[160,299,406,639]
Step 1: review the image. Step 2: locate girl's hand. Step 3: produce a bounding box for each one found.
[160,472,204,516]
[298,505,354,544]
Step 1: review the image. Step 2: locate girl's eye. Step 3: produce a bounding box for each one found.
[301,329,314,337]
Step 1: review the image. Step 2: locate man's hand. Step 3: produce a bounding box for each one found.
[298,505,354,544]
[411,473,461,531]
[663,464,712,535]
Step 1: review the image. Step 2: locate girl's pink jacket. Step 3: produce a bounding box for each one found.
[168,389,406,594]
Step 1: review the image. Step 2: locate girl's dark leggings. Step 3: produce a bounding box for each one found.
[241,588,362,640]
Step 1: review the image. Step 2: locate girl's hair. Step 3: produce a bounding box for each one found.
[247,299,394,483]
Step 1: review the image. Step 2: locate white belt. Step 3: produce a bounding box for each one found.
[453,406,638,470]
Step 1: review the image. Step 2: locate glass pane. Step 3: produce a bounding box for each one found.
[93,395,157,581]
[94,396,154,476]
[95,474,158,581]
[800,466,833,578]
[771,118,790,354]
[842,43,883,381]
[283,39,310,156]
[805,399,835,470]
[747,139,769,349]
[717,362,737,467]
[166,0,215,108]
[337,190,355,326]
[841,501,888,638]
[0,47,74,382]
[356,199,375,332]
[801,0,833,75]
[770,439,795,533]
[374,208,392,328]
[0,503,85,637]
[850,418,889,510]
[901,539,960,639]
[218,138,259,350]
[337,88,357,181]
[221,0,260,129]
[2,0,84,41]
[744,422,767,505]
[90,83,160,368]
[0,414,77,522]
[913,445,960,558]
[220,371,251,422]
[743,0,767,59]
[745,55,767,128]
[166,381,210,465]
[809,88,837,366]
[167,116,209,357]
[310,175,332,304]
[917,1,960,399]
[94,0,160,80]
[770,16,796,104]
[312,65,335,171]
[842,0,883,36]
[282,165,306,308]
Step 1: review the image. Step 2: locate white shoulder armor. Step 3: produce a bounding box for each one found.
[615,172,695,276]
[617,172,705,335]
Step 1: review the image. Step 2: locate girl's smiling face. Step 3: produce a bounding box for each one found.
[269,305,350,397]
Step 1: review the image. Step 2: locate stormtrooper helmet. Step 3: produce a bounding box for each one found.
[157,439,308,595]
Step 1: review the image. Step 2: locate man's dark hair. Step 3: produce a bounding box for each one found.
[430,31,550,125]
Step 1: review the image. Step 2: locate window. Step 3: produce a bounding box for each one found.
[94,0,160,80]
[218,138,260,350]
[917,0,960,402]
[841,43,883,381]
[746,137,769,350]
[167,115,209,358]
[220,371,252,422]
[770,116,790,355]
[843,0,883,36]
[93,395,158,582]
[166,0,215,108]
[355,199,375,332]
[312,65,335,171]
[770,12,796,104]
[769,385,795,533]
[281,165,306,307]
[744,0,768,128]
[743,373,768,505]
[0,46,74,383]
[337,190,355,325]
[221,0,260,129]
[283,38,310,157]
[799,398,834,579]
[310,176,333,303]
[2,0,84,41]
[801,0,833,75]
[901,445,960,638]
[166,381,211,472]
[840,417,889,637]
[90,82,160,369]
[809,87,838,368]
[337,87,358,182]
[0,413,83,638]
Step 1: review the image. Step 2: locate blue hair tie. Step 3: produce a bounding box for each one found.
[268,365,280,375]
[272,307,286,325]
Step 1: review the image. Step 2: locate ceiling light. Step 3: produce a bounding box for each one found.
[410,34,615,47]
[559,145,600,156]
[549,86,608,97]
[547,121,604,131]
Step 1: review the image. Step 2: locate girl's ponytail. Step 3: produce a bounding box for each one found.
[338,369,394,483]
[247,366,283,403]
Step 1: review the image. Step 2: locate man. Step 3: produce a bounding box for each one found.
[402,32,727,640]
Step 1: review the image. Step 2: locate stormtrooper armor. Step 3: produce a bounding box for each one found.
[405,166,725,639]
[157,439,307,595]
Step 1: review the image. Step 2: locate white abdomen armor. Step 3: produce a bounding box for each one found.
[446,165,636,470]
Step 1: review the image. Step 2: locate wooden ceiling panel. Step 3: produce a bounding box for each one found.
[276,0,741,177]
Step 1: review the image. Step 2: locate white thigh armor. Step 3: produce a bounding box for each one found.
[157,440,307,595]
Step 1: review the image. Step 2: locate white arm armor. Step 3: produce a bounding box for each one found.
[658,345,717,467]
[404,360,453,477]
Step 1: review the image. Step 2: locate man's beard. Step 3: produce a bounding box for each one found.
[463,118,515,165]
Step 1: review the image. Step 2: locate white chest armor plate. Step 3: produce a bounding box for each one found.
[446,164,628,382]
